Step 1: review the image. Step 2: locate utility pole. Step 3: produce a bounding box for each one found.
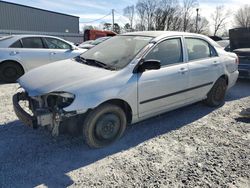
[112,9,115,32]
[196,8,199,33]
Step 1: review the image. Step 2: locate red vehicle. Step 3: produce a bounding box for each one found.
[84,29,116,41]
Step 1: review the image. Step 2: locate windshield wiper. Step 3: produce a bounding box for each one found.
[75,56,116,70]
[74,56,87,63]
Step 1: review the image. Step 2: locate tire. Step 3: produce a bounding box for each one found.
[0,62,24,83]
[83,104,127,148]
[205,78,227,107]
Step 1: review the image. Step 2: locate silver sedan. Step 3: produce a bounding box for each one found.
[13,31,239,148]
[0,35,87,82]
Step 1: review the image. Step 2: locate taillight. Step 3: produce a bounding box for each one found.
[235,56,239,65]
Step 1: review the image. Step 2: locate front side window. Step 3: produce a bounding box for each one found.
[80,36,152,69]
[144,38,183,66]
[9,40,22,48]
[44,38,71,49]
[21,37,44,48]
[186,38,216,61]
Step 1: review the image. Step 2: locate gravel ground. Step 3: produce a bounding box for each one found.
[0,80,249,188]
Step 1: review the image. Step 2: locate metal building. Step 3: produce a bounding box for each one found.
[0,1,83,43]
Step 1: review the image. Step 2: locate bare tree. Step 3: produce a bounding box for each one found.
[212,6,228,36]
[136,0,158,30]
[235,5,250,28]
[123,5,135,30]
[182,0,198,32]
[193,17,209,34]
[154,0,180,31]
[103,23,112,30]
[136,1,146,30]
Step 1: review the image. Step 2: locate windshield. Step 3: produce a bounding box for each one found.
[80,35,153,69]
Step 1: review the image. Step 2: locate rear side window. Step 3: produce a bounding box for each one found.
[186,38,217,61]
[44,38,71,49]
[9,40,22,48]
[22,37,44,48]
[145,38,183,66]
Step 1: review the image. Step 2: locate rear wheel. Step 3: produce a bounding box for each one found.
[205,78,227,107]
[83,104,127,148]
[0,62,24,83]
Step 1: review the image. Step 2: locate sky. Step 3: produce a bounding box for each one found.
[2,0,250,33]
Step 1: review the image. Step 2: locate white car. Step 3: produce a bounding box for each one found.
[13,31,239,148]
[0,35,87,82]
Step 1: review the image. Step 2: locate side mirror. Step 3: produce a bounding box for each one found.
[136,59,161,73]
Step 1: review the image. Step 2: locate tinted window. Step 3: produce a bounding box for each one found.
[145,38,183,66]
[22,37,44,48]
[44,38,71,49]
[9,40,22,48]
[186,38,216,61]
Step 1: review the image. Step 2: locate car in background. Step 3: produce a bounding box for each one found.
[84,29,116,41]
[75,40,93,47]
[217,40,230,52]
[79,37,111,50]
[0,35,87,82]
[233,48,250,79]
[13,31,238,148]
[229,28,250,79]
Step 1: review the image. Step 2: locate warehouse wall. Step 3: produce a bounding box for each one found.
[0,1,79,34]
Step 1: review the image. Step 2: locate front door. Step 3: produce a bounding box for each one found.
[138,37,189,118]
[43,37,79,62]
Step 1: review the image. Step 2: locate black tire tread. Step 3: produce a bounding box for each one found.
[205,78,227,107]
[83,104,127,148]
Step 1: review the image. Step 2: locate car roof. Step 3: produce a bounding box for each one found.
[9,34,63,39]
[120,31,221,48]
[121,31,201,38]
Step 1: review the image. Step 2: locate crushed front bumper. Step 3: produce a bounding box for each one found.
[13,92,38,129]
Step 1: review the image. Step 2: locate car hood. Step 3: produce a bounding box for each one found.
[18,59,114,96]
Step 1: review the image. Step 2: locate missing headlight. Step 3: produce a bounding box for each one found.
[46,92,75,109]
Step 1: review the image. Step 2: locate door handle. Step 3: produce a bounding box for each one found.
[10,51,19,56]
[178,68,188,74]
[50,52,56,55]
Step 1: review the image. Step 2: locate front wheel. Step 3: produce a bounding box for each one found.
[83,104,127,148]
[205,78,227,107]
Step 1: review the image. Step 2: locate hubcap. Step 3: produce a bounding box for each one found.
[95,113,120,141]
[4,67,17,78]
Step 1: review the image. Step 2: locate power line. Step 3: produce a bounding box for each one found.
[79,12,111,23]
[113,10,129,25]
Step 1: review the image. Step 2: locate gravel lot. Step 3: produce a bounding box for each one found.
[0,80,249,188]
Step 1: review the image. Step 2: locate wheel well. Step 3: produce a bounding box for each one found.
[0,60,25,74]
[100,99,133,124]
[219,75,229,85]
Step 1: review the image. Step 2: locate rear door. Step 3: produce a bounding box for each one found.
[184,37,222,100]
[138,37,189,118]
[43,37,80,62]
[9,37,51,70]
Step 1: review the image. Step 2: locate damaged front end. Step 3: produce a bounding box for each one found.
[13,90,79,136]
